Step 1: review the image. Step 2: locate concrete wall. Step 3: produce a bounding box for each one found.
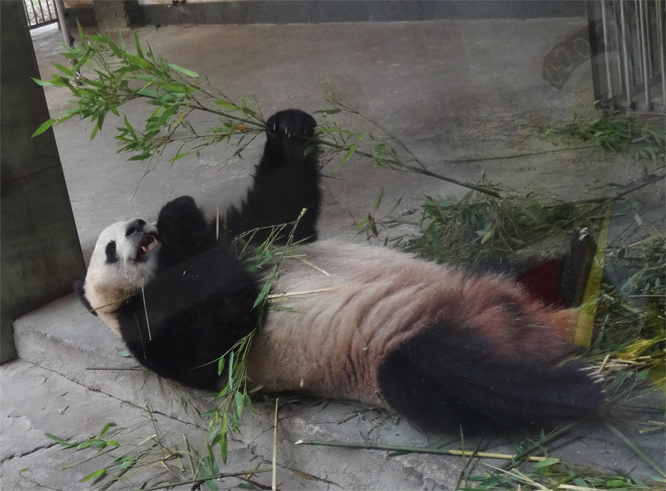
[0,0,86,363]
[65,0,586,28]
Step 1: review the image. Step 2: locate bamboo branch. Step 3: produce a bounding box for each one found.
[293,440,557,462]
[140,469,272,491]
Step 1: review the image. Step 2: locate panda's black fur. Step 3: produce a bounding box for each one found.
[75,109,604,432]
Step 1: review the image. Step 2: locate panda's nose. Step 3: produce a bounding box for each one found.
[125,219,146,237]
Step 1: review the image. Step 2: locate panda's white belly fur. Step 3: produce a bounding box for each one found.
[246,239,531,406]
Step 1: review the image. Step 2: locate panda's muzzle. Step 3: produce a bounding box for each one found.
[138,233,158,254]
[134,232,158,262]
[125,219,159,261]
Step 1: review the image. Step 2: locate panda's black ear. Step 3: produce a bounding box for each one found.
[73,280,97,316]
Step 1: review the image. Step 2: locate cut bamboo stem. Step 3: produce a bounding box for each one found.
[294,440,557,463]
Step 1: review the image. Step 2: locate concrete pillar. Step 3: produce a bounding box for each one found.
[1,0,86,364]
[92,0,130,32]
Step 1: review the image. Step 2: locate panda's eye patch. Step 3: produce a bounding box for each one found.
[105,240,119,264]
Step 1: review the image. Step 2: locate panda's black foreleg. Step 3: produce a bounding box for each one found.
[377,324,603,433]
[224,109,321,245]
[156,196,218,269]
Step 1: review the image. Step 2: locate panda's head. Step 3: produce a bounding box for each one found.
[75,218,160,335]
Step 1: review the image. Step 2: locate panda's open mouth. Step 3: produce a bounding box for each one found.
[136,232,159,259]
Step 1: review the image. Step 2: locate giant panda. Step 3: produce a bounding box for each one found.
[74,109,603,431]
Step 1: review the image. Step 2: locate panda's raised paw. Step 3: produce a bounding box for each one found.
[266,109,316,141]
[157,196,207,234]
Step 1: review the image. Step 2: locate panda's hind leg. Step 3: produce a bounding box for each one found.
[376,323,604,433]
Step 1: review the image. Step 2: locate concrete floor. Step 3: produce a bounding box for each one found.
[3,18,665,490]
[32,18,661,258]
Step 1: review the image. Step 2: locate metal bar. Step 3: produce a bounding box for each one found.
[601,0,615,98]
[586,0,605,104]
[644,0,653,79]
[612,1,624,100]
[620,0,633,109]
[48,0,57,21]
[22,0,31,26]
[24,0,58,28]
[657,0,666,109]
[53,0,71,48]
[24,0,35,26]
[638,0,651,110]
[634,0,643,88]
[34,0,45,24]
[39,0,55,23]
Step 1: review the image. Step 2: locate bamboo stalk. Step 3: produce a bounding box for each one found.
[293,440,557,463]
[267,285,349,300]
[272,398,279,491]
[141,469,272,491]
[605,421,666,478]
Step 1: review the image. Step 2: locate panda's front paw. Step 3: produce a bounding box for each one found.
[157,196,206,233]
[266,109,316,141]
[159,196,198,221]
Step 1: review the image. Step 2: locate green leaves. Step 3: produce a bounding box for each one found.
[168,63,199,78]
[548,114,665,164]
[32,118,55,137]
[32,30,265,163]
[80,467,106,483]
[335,144,356,170]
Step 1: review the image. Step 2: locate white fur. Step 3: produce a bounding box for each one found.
[84,220,160,334]
[249,240,487,405]
[247,240,577,405]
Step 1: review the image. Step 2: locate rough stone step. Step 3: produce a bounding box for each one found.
[1,359,331,490]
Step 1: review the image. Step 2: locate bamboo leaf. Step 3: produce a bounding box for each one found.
[137,87,158,98]
[71,47,92,73]
[303,143,316,156]
[532,457,559,468]
[227,351,235,387]
[44,433,67,444]
[374,187,384,210]
[32,119,55,137]
[135,74,158,82]
[77,20,84,45]
[52,62,73,76]
[32,77,54,87]
[80,468,106,483]
[148,93,178,106]
[253,282,271,309]
[169,146,191,163]
[168,63,199,78]
[99,422,116,438]
[134,32,143,59]
[335,145,356,170]
[235,390,244,419]
[214,100,240,110]
[90,121,100,140]
[124,53,151,69]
